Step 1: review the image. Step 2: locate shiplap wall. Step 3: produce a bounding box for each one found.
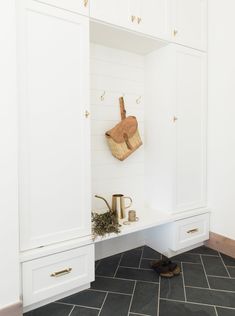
[90,44,145,216]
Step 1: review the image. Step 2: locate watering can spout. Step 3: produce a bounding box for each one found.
[95,195,112,212]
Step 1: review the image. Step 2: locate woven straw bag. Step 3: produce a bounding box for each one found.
[105,97,143,161]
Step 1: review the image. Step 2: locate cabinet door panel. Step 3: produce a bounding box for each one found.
[139,0,170,39]
[175,47,206,212]
[19,1,90,250]
[171,0,207,50]
[90,0,129,28]
[34,0,90,16]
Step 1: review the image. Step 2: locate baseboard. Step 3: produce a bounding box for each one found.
[205,232,235,259]
[0,302,22,316]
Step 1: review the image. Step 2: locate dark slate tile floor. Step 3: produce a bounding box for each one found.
[25,245,235,316]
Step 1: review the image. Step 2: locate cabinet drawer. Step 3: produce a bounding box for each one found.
[22,244,94,306]
[171,213,209,251]
[34,0,90,16]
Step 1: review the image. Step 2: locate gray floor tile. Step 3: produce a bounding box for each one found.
[216,307,235,316]
[228,267,235,277]
[172,253,201,264]
[143,246,161,259]
[91,276,134,294]
[99,293,131,316]
[202,256,229,277]
[120,248,142,268]
[58,290,106,308]
[159,299,216,316]
[160,274,185,301]
[70,306,99,316]
[130,281,159,316]
[140,258,154,269]
[208,276,235,292]
[221,254,235,267]
[186,287,235,308]
[183,263,209,288]
[188,246,219,256]
[24,303,73,316]
[116,266,159,283]
[96,254,122,277]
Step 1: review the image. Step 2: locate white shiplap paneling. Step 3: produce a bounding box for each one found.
[91,44,145,215]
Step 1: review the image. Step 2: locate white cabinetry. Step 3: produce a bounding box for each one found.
[90,0,170,40]
[34,0,90,16]
[90,0,129,28]
[145,45,207,214]
[170,0,207,50]
[22,245,94,306]
[18,0,91,251]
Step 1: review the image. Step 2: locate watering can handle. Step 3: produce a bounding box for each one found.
[94,195,112,212]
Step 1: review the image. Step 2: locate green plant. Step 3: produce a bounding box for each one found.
[92,211,121,240]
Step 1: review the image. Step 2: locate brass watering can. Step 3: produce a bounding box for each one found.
[95,194,132,220]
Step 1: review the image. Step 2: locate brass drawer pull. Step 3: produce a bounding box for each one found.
[137,17,142,24]
[187,228,199,234]
[50,268,72,278]
[84,0,88,7]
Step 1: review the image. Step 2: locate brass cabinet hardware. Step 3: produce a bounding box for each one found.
[187,228,199,234]
[85,110,90,118]
[83,0,88,7]
[173,116,178,122]
[50,268,72,278]
[173,29,178,36]
[137,17,142,24]
[131,15,136,23]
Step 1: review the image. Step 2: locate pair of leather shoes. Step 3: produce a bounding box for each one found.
[151,259,181,278]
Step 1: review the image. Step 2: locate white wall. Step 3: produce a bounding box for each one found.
[0,0,20,308]
[90,44,145,214]
[208,0,235,240]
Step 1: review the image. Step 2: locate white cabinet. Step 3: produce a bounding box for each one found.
[34,0,90,16]
[22,245,94,306]
[90,0,170,40]
[170,0,207,50]
[18,0,91,250]
[90,0,129,29]
[145,45,207,214]
[136,0,170,40]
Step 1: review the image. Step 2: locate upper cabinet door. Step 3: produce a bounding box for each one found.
[170,0,207,51]
[19,0,91,251]
[90,0,129,28]
[138,0,170,40]
[34,0,90,16]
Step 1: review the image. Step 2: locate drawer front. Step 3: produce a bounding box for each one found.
[22,244,94,306]
[34,0,90,16]
[172,213,209,251]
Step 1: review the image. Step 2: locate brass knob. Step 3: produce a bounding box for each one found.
[137,17,142,24]
[85,110,90,118]
[83,0,88,7]
[131,15,136,23]
[173,29,178,37]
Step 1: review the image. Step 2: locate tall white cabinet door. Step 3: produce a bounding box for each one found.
[18,0,90,250]
[139,0,170,40]
[90,0,129,29]
[33,0,90,16]
[170,0,207,51]
[174,46,207,212]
